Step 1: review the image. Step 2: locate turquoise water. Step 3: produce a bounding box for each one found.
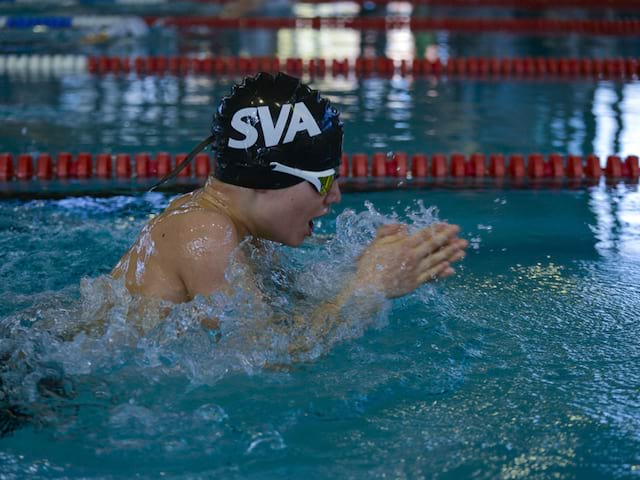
[2,3,640,478]
[2,187,640,478]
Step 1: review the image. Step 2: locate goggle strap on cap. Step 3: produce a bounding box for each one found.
[149,134,215,192]
[270,162,336,194]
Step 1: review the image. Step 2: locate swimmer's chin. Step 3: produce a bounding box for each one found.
[283,221,314,247]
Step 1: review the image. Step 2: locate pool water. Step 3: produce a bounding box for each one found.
[2,1,640,478]
[1,186,640,478]
[2,76,639,162]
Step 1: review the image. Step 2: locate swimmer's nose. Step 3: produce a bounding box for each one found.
[325,180,341,205]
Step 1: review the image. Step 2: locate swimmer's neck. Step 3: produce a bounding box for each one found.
[196,177,258,243]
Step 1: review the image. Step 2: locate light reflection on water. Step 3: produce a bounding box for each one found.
[4,75,639,163]
[590,183,640,257]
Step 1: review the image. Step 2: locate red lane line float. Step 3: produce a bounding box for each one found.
[391,152,408,177]
[56,152,73,178]
[489,154,506,177]
[606,155,624,177]
[3,153,640,184]
[548,153,565,177]
[508,154,525,178]
[528,153,545,178]
[0,153,15,180]
[351,153,368,177]
[135,153,152,178]
[627,156,639,177]
[116,154,131,179]
[17,154,34,180]
[77,152,92,178]
[36,154,53,180]
[450,153,465,177]
[371,152,387,177]
[195,153,211,177]
[586,154,603,178]
[176,154,192,177]
[566,154,583,178]
[411,154,428,178]
[431,154,447,177]
[157,152,172,177]
[339,153,349,178]
[96,153,111,178]
[469,153,486,177]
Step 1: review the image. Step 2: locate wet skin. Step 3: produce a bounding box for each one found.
[112,177,468,306]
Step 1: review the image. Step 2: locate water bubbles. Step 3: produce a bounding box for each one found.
[246,429,286,455]
[469,236,482,250]
[194,403,228,423]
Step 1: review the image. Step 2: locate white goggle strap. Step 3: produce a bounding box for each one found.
[269,162,336,193]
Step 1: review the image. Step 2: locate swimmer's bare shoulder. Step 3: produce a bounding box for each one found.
[112,192,240,303]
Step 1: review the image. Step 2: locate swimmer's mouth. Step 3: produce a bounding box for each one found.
[309,210,329,234]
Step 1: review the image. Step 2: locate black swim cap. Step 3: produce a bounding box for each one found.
[150,72,342,191]
[212,72,343,189]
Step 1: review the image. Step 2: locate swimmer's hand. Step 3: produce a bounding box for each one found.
[354,223,468,298]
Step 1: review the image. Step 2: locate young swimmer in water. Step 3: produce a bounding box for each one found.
[111,72,468,345]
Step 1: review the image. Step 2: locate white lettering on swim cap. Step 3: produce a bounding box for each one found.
[258,104,291,148]
[228,102,321,149]
[283,102,322,144]
[228,107,259,149]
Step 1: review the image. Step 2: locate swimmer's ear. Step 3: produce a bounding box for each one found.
[375,223,408,239]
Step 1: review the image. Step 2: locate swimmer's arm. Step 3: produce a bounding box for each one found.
[285,223,468,356]
[284,276,384,356]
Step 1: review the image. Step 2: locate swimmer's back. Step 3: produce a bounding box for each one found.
[112,191,240,303]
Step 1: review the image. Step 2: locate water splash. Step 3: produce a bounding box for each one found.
[0,199,447,438]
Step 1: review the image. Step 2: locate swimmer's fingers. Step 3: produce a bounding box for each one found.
[417,261,452,283]
[417,241,465,273]
[409,224,461,256]
[448,238,469,258]
[376,223,408,240]
[376,223,408,243]
[439,266,456,279]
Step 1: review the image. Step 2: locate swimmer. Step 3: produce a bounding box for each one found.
[111,72,468,345]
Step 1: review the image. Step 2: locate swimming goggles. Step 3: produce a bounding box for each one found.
[270,162,337,196]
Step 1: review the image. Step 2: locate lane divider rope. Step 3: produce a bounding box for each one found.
[145,16,640,35]
[1,15,638,35]
[1,0,640,9]
[190,0,640,7]
[1,55,638,79]
[1,152,638,182]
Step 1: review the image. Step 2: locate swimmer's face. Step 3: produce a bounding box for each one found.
[255,179,342,246]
